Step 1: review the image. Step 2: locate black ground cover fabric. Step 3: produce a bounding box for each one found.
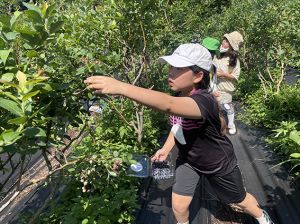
[134,101,300,224]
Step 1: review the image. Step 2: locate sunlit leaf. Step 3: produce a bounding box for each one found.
[24,77,49,86]
[0,97,22,116]
[44,3,56,19]
[2,31,18,42]
[14,11,23,20]
[3,131,20,143]
[22,90,40,102]
[8,116,27,124]
[290,131,300,145]
[290,153,300,158]
[0,49,11,66]
[1,91,20,103]
[109,171,117,177]
[0,79,21,90]
[1,73,14,82]
[16,71,27,89]
[16,28,38,35]
[27,50,37,58]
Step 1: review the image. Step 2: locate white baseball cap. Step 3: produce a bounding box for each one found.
[158,43,212,72]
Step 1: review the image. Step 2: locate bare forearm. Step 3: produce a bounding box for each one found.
[161,131,175,153]
[220,73,236,81]
[121,82,174,114]
[120,82,201,119]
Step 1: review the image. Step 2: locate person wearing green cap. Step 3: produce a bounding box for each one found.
[202,37,220,93]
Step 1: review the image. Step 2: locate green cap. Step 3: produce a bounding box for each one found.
[202,37,220,56]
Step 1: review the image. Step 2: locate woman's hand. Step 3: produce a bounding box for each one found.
[84,76,125,95]
[217,70,226,77]
[151,149,169,163]
[213,90,220,97]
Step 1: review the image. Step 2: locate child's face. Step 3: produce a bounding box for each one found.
[168,66,198,95]
[221,39,230,49]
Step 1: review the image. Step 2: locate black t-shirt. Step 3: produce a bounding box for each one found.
[175,89,237,176]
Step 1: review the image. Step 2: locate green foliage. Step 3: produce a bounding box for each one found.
[237,84,300,128]
[270,125,300,180]
[0,0,234,223]
[265,121,299,154]
[29,131,140,224]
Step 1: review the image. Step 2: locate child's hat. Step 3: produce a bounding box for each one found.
[158,43,212,72]
[202,37,220,56]
[223,31,243,51]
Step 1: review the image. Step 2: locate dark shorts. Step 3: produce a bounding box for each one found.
[172,163,246,203]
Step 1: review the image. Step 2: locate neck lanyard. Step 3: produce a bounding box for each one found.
[179,89,201,97]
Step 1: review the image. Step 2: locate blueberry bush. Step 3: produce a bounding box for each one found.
[0,0,234,223]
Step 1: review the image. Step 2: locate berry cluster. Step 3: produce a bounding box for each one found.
[80,179,94,193]
[151,160,171,180]
[113,159,120,170]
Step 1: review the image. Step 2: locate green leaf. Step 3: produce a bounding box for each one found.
[24,77,49,86]
[0,97,22,116]
[113,151,118,157]
[3,132,20,143]
[59,83,69,90]
[8,116,27,124]
[88,92,93,100]
[0,37,5,47]
[127,153,132,160]
[2,32,18,42]
[1,91,20,103]
[22,90,40,102]
[109,171,117,177]
[49,21,64,34]
[290,131,300,145]
[64,135,71,141]
[129,160,137,164]
[1,73,14,82]
[68,168,75,172]
[16,28,38,35]
[14,11,23,20]
[71,123,79,127]
[290,153,300,158]
[25,10,43,24]
[16,71,27,88]
[3,145,18,153]
[44,3,56,19]
[27,50,37,58]
[23,2,41,14]
[0,15,11,27]
[0,49,11,66]
[0,79,21,90]
[22,127,46,137]
[29,102,51,120]
[33,24,44,32]
[86,0,93,6]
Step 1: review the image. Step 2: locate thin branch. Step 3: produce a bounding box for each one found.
[139,21,149,85]
[103,98,132,126]
[176,7,202,30]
